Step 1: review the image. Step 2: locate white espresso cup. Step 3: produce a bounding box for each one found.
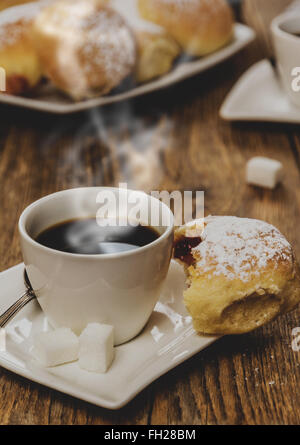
[271,13,300,108]
[19,187,174,345]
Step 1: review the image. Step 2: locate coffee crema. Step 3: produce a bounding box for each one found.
[35,218,160,255]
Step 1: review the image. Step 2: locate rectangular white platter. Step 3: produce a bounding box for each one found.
[0,24,255,114]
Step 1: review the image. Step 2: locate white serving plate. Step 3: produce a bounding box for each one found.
[220,59,300,123]
[0,261,218,409]
[0,23,254,114]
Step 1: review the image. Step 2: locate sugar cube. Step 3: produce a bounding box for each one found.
[79,323,114,373]
[246,157,283,189]
[32,328,79,367]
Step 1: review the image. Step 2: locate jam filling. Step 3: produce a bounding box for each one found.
[174,236,202,266]
[6,75,30,95]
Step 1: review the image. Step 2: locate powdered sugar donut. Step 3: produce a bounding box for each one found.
[174,216,300,334]
[138,0,234,56]
[0,1,50,95]
[32,0,136,100]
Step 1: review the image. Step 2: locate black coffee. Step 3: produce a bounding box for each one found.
[35,218,160,255]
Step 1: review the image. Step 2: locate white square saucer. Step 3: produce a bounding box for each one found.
[220,59,300,124]
[0,261,218,409]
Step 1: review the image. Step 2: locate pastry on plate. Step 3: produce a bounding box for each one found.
[134,30,180,83]
[32,0,137,100]
[138,0,234,56]
[174,216,300,335]
[0,1,48,95]
[111,0,180,83]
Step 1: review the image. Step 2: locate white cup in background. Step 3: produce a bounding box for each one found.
[19,187,174,345]
[271,13,300,108]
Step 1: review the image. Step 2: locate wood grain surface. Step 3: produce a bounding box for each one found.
[0,36,300,425]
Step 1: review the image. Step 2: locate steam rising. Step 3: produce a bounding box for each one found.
[40,98,172,193]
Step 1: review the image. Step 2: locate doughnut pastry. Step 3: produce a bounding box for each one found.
[138,0,234,56]
[112,0,180,83]
[32,0,136,100]
[134,31,180,83]
[174,216,300,335]
[0,1,48,95]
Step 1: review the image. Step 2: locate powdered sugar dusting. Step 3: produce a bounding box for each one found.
[193,216,292,282]
[0,0,50,49]
[80,9,136,81]
[37,1,136,96]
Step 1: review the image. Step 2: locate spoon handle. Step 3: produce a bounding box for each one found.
[0,291,35,328]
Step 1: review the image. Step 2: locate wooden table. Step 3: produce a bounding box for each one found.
[0,36,299,425]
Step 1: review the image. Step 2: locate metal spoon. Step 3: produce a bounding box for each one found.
[0,270,36,328]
